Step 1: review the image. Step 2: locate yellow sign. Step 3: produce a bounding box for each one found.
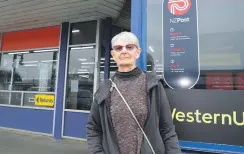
[35,94,55,107]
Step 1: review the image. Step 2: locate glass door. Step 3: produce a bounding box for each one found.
[62,20,102,139]
[65,46,96,111]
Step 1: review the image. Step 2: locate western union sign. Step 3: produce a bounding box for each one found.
[35,94,55,107]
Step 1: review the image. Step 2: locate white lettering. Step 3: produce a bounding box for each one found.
[170,17,190,23]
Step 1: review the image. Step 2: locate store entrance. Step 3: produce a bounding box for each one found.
[65,46,96,111]
[62,20,101,139]
[62,16,131,139]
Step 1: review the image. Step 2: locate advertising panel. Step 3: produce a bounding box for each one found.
[163,0,199,89]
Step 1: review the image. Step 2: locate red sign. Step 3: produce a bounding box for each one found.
[235,73,244,90]
[168,0,191,16]
[206,72,234,90]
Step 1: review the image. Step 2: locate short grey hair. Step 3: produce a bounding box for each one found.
[111,31,140,48]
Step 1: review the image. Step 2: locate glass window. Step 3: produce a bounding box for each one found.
[65,46,95,110]
[10,92,22,106]
[147,0,244,90]
[0,91,10,104]
[99,19,106,82]
[112,25,129,36]
[0,54,13,90]
[99,48,105,82]
[69,21,97,45]
[11,51,57,92]
[0,49,58,107]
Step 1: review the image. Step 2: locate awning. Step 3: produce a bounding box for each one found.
[0,0,127,32]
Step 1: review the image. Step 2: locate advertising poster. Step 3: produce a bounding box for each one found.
[163,0,200,89]
[235,73,244,90]
[166,89,244,147]
[205,72,234,90]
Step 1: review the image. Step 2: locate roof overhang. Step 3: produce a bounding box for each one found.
[0,0,127,32]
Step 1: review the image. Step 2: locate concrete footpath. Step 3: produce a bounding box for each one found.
[0,129,212,154]
[0,129,89,154]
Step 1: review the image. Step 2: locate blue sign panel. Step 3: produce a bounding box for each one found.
[163,0,199,89]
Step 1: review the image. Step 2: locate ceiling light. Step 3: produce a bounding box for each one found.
[77,71,90,74]
[78,58,86,61]
[24,64,37,67]
[34,49,58,53]
[71,46,94,50]
[8,51,29,55]
[41,60,57,63]
[81,62,96,65]
[72,30,80,33]
[22,61,38,64]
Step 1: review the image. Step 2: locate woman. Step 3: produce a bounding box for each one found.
[86,32,181,154]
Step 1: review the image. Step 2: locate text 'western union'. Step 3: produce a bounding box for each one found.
[172,108,244,126]
[35,95,55,107]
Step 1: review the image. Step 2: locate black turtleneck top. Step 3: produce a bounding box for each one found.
[114,67,142,80]
[110,67,147,154]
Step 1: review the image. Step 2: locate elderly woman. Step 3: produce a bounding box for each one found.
[86,32,181,154]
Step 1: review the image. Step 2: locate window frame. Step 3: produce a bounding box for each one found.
[63,19,101,113]
[0,47,59,109]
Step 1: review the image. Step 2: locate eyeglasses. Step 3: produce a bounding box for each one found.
[112,44,138,52]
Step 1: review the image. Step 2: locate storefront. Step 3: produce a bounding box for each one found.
[0,0,243,153]
[0,0,129,141]
[0,19,128,136]
[144,0,244,153]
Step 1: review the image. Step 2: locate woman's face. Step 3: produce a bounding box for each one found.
[111,40,141,68]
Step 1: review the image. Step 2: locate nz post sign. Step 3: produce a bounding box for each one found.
[35,94,55,107]
[163,0,200,89]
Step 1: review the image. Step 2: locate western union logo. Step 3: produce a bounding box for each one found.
[35,94,55,107]
[172,108,244,126]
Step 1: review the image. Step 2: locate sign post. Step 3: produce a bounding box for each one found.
[163,0,199,89]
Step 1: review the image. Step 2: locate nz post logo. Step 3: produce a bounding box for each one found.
[168,0,191,16]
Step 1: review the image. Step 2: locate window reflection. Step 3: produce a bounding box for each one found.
[109,56,118,77]
[69,21,97,45]
[99,45,105,82]
[99,56,118,80]
[0,54,14,90]
[10,92,22,106]
[0,91,10,104]
[0,49,58,107]
[11,51,57,92]
[147,0,244,90]
[65,46,95,110]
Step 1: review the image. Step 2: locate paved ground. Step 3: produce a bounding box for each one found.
[0,129,213,154]
[0,129,89,154]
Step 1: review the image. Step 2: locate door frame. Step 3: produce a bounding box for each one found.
[61,19,101,140]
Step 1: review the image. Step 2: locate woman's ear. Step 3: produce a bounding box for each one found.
[136,48,141,59]
[111,50,115,58]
